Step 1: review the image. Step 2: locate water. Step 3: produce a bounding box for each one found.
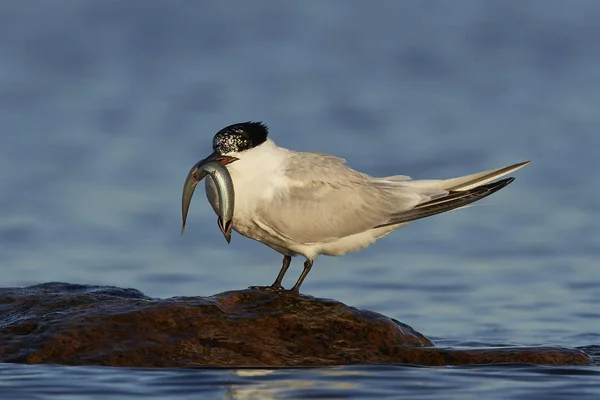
[2,363,600,399]
[1,0,599,398]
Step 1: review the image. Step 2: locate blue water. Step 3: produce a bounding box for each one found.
[1,0,599,398]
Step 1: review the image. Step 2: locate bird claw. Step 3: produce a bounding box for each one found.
[248,284,285,293]
[269,284,285,292]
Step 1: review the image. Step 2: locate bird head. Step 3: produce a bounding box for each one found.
[181,121,269,238]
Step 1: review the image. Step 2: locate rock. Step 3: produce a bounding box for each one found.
[0,283,593,367]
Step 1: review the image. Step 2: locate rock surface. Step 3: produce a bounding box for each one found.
[0,283,593,367]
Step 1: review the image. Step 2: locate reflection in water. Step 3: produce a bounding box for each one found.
[227,369,360,400]
[1,364,600,399]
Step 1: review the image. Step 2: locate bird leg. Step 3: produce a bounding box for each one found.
[290,259,313,293]
[269,255,291,290]
[249,255,291,292]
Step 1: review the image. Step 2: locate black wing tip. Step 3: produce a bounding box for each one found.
[494,176,515,188]
[421,176,516,208]
[374,176,517,229]
[485,176,515,193]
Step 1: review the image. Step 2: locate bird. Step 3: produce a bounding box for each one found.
[183,121,529,293]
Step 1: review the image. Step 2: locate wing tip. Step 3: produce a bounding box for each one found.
[474,176,515,195]
[486,176,515,195]
[374,176,518,229]
[499,176,515,187]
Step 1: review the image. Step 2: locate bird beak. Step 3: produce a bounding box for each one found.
[181,151,237,236]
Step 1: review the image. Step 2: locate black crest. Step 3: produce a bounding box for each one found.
[213,121,269,154]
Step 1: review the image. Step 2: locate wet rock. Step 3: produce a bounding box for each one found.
[0,283,592,367]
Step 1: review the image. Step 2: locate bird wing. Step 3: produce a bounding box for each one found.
[255,152,525,244]
[254,153,436,244]
[373,161,530,226]
[373,177,514,228]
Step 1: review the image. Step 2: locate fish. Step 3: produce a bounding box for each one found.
[181,158,236,243]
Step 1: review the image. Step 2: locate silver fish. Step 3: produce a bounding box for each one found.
[181,154,237,243]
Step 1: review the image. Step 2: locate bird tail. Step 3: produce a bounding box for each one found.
[374,177,515,227]
[404,161,530,191]
[373,161,530,228]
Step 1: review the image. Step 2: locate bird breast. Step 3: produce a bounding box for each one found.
[204,154,289,237]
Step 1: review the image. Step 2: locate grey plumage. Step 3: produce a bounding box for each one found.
[188,121,530,292]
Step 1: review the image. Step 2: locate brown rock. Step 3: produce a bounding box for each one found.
[0,283,592,367]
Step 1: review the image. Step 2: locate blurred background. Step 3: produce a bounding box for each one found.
[1,0,599,346]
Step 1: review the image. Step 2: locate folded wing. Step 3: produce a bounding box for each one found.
[256,153,528,244]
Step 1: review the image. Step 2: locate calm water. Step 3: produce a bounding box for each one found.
[1,0,599,398]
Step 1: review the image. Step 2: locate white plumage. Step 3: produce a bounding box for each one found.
[201,129,529,292]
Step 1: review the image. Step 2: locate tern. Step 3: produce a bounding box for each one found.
[183,121,529,293]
